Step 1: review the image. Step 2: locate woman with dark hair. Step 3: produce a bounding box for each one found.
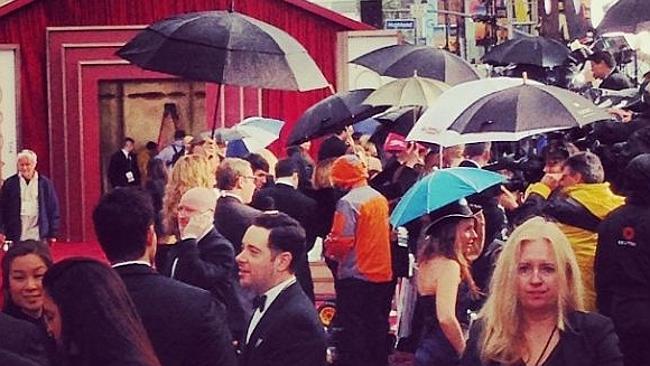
[2,240,53,324]
[42,258,160,366]
[414,200,484,366]
[144,158,168,237]
[2,240,55,365]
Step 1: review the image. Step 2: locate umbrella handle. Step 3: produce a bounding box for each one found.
[211,85,223,139]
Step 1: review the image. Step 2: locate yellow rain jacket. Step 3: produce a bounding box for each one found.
[544,183,625,311]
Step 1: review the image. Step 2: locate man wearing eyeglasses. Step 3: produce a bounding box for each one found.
[158,186,247,345]
[214,158,262,254]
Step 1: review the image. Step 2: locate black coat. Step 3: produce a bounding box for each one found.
[600,70,634,91]
[596,200,650,335]
[213,195,261,254]
[114,264,236,366]
[158,228,248,343]
[0,174,60,242]
[0,350,41,366]
[461,311,623,366]
[0,313,49,366]
[107,150,141,188]
[252,183,318,301]
[253,183,317,249]
[239,282,326,366]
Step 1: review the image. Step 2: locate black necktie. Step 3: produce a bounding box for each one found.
[252,295,267,313]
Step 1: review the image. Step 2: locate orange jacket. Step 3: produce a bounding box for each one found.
[326,185,393,283]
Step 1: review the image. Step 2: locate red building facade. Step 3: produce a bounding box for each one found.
[0,0,371,241]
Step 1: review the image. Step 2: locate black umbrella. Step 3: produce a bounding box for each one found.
[350,44,480,86]
[287,89,389,146]
[597,0,650,34]
[369,107,421,147]
[482,36,570,68]
[117,11,328,91]
[408,78,612,146]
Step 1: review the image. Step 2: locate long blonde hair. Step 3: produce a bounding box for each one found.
[162,154,216,237]
[478,217,584,364]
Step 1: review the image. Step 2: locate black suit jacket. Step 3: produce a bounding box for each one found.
[0,174,60,242]
[600,69,634,91]
[158,228,248,343]
[214,195,261,254]
[114,264,236,366]
[108,150,141,188]
[252,183,318,300]
[240,282,326,366]
[253,183,317,249]
[0,313,49,366]
[462,311,623,366]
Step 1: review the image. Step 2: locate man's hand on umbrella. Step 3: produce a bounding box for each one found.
[607,108,633,123]
[499,186,520,211]
[398,142,420,168]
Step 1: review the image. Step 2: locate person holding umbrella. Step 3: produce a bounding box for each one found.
[415,199,485,366]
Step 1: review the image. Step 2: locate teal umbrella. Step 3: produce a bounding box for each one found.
[390,167,505,227]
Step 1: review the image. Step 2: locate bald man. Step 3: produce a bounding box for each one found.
[158,187,248,344]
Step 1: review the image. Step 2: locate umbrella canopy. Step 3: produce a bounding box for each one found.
[407,77,611,146]
[597,0,650,34]
[390,167,504,227]
[216,117,284,153]
[482,36,570,68]
[287,89,388,146]
[350,44,480,86]
[363,76,450,108]
[117,11,329,91]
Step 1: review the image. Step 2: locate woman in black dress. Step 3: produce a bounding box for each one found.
[462,217,623,366]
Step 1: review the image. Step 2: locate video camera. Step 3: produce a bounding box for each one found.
[484,154,545,192]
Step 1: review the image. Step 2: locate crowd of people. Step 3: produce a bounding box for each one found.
[0,71,649,366]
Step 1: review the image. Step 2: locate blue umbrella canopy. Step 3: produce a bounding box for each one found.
[390,167,504,227]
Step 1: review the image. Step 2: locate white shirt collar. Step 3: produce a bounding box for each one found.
[121,149,130,158]
[261,275,296,307]
[246,275,296,343]
[221,191,243,203]
[275,178,295,188]
[111,260,152,269]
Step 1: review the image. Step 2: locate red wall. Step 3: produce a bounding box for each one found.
[0,0,369,241]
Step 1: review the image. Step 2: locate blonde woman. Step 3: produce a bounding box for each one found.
[161,154,216,243]
[462,217,623,366]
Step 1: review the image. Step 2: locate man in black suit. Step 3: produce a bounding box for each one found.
[158,187,247,345]
[252,159,317,301]
[236,212,326,366]
[214,158,262,254]
[108,137,141,188]
[588,50,634,91]
[0,313,48,366]
[92,188,236,366]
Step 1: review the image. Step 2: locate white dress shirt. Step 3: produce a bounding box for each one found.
[245,275,297,344]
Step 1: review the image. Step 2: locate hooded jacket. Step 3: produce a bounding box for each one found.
[595,154,650,335]
[544,182,625,311]
[326,155,392,283]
